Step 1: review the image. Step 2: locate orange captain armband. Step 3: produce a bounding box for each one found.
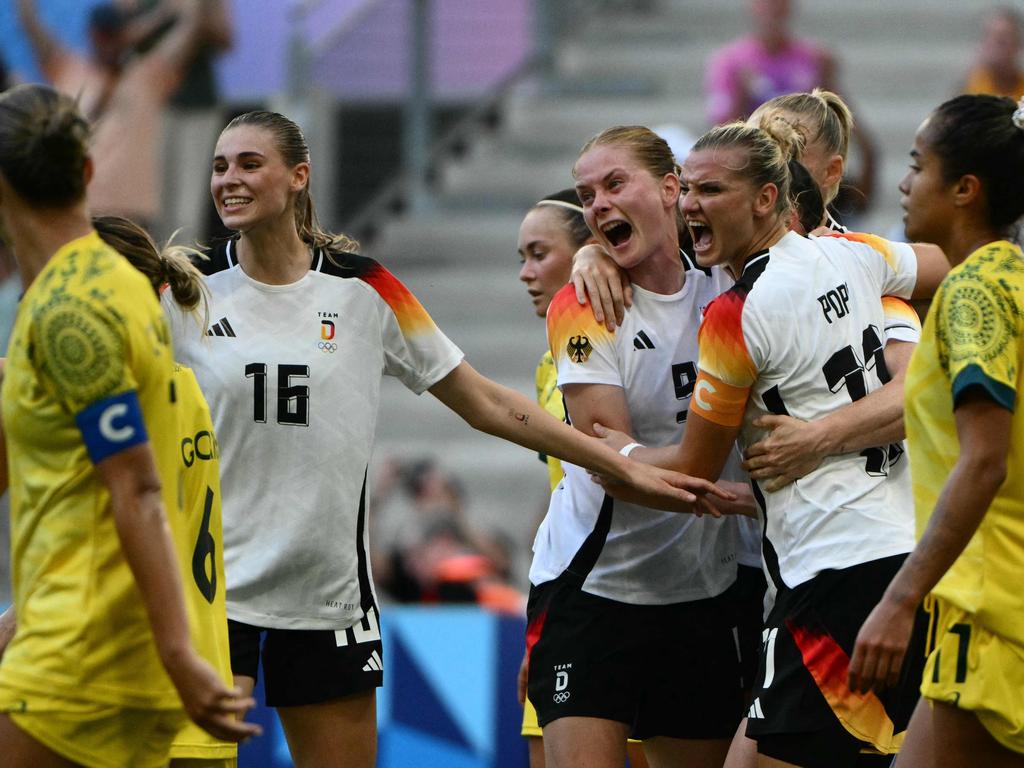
[690,370,749,427]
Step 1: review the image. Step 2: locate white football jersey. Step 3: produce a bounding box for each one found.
[693,230,918,590]
[532,258,744,604]
[167,242,463,630]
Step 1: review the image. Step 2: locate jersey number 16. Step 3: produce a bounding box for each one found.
[245,363,311,426]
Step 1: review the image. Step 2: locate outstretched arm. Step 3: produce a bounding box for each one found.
[139,0,204,100]
[593,409,753,516]
[197,0,233,51]
[16,0,69,79]
[124,0,232,53]
[910,243,948,299]
[428,361,731,512]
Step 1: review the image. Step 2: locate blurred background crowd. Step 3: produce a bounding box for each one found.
[1,0,1023,608]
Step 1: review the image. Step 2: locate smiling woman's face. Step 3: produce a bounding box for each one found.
[211,125,306,233]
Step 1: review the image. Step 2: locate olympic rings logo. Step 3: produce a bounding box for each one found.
[552,691,571,704]
[318,341,338,353]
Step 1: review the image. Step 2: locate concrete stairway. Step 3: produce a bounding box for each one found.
[365,0,996,585]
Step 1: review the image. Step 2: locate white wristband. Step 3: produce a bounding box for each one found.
[618,442,644,458]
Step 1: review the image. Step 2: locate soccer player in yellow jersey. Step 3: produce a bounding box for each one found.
[851,94,1024,767]
[518,191,595,498]
[166,365,237,766]
[0,84,255,768]
[92,215,240,767]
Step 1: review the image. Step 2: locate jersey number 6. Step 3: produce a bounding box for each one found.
[192,486,217,604]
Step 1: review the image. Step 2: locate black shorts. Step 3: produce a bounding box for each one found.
[732,564,768,692]
[526,571,744,740]
[228,605,384,707]
[745,554,928,768]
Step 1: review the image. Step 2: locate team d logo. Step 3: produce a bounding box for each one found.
[553,663,571,704]
[318,320,338,353]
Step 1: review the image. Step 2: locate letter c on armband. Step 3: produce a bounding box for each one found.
[76,390,149,465]
[695,379,717,412]
[99,403,134,443]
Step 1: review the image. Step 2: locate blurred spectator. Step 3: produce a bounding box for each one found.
[705,0,836,125]
[0,53,13,90]
[16,0,204,233]
[705,0,877,224]
[122,0,233,242]
[961,6,1024,98]
[372,457,523,613]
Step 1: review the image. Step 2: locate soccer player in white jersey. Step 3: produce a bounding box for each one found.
[738,92,924,494]
[748,88,858,234]
[593,121,949,767]
[166,110,727,768]
[527,125,752,768]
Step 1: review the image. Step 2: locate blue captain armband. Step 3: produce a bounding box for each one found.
[75,390,149,464]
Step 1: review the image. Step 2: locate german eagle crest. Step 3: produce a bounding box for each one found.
[567,334,593,363]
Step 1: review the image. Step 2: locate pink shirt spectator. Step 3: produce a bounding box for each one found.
[705,35,834,125]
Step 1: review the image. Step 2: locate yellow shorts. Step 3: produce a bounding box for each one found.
[920,596,1024,755]
[0,690,186,768]
[170,718,238,764]
[521,694,642,743]
[522,695,543,738]
[170,758,238,768]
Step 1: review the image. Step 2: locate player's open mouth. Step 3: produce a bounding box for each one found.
[688,221,713,252]
[601,219,633,248]
[222,197,252,210]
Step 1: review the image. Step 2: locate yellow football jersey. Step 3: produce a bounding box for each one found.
[0,231,182,709]
[904,240,1024,646]
[535,350,565,492]
[169,365,236,760]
